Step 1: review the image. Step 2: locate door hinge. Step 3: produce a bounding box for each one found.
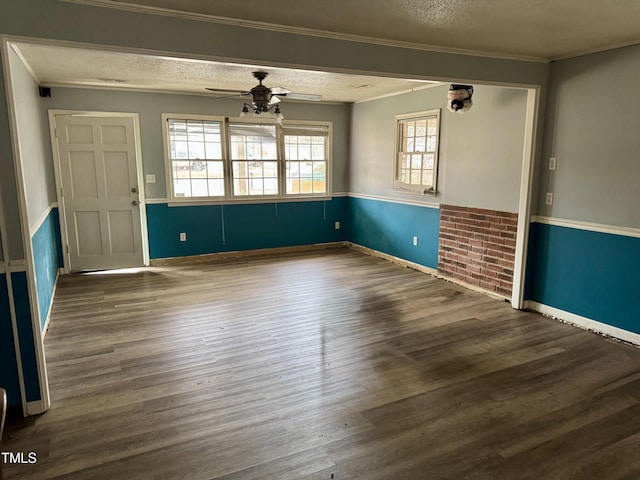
[66,245,70,254]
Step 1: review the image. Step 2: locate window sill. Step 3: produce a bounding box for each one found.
[392,183,439,197]
[165,195,334,207]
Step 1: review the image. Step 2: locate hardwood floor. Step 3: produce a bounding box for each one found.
[4,248,640,479]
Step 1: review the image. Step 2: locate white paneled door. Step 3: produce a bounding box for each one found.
[55,114,145,271]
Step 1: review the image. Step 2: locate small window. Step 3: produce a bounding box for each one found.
[284,124,329,196]
[394,110,440,194]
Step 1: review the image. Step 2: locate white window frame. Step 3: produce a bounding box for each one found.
[162,114,332,203]
[282,121,332,199]
[162,113,229,201]
[393,109,441,195]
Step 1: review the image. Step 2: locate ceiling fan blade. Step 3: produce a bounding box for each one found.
[270,86,292,95]
[268,96,281,105]
[205,88,251,97]
[279,92,323,102]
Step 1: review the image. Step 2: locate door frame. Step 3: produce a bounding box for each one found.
[49,110,150,273]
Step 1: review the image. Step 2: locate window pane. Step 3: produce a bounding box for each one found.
[191,179,208,197]
[248,162,262,178]
[411,155,422,169]
[427,135,437,151]
[208,179,224,196]
[298,145,311,160]
[424,154,434,170]
[312,144,325,160]
[405,138,415,152]
[410,170,421,184]
[313,161,326,178]
[206,161,224,178]
[313,179,326,194]
[205,142,222,159]
[234,178,249,196]
[264,178,278,195]
[422,170,434,186]
[287,178,300,194]
[174,178,191,197]
[263,162,278,177]
[405,123,415,137]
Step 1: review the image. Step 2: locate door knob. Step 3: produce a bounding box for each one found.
[132,200,140,206]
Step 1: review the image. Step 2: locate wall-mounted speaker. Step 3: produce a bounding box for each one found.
[39,86,51,98]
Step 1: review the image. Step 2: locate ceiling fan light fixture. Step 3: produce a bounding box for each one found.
[239,102,284,123]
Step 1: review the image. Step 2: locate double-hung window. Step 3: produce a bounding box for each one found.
[166,117,225,198]
[283,123,329,196]
[164,115,331,201]
[229,122,279,196]
[394,110,440,194]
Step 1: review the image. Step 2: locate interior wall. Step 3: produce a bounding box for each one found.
[43,87,351,259]
[44,87,351,199]
[7,46,56,228]
[348,84,529,271]
[537,45,640,227]
[0,48,24,260]
[350,84,527,211]
[527,44,640,337]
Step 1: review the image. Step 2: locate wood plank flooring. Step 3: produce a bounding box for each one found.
[4,248,640,479]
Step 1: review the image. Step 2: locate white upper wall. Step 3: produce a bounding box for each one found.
[7,47,56,231]
[539,44,640,228]
[350,84,528,212]
[42,87,351,198]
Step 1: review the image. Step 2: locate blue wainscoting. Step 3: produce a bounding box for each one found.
[0,274,22,406]
[11,271,41,403]
[146,197,349,259]
[527,222,640,335]
[348,196,440,269]
[31,207,63,330]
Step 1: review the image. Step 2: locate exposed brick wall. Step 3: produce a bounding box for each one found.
[438,204,518,297]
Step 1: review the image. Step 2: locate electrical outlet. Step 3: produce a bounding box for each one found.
[545,192,553,205]
[179,232,187,242]
[146,174,156,184]
[549,157,557,171]
[413,236,418,246]
[335,221,341,230]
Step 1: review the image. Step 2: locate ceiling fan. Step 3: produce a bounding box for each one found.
[206,71,322,115]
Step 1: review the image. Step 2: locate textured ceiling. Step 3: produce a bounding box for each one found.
[83,0,640,61]
[16,0,640,101]
[14,43,438,103]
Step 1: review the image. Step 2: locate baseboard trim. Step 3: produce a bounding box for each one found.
[347,243,437,276]
[149,242,348,266]
[346,242,511,302]
[526,301,640,347]
[436,273,511,302]
[26,399,48,416]
[41,270,59,338]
